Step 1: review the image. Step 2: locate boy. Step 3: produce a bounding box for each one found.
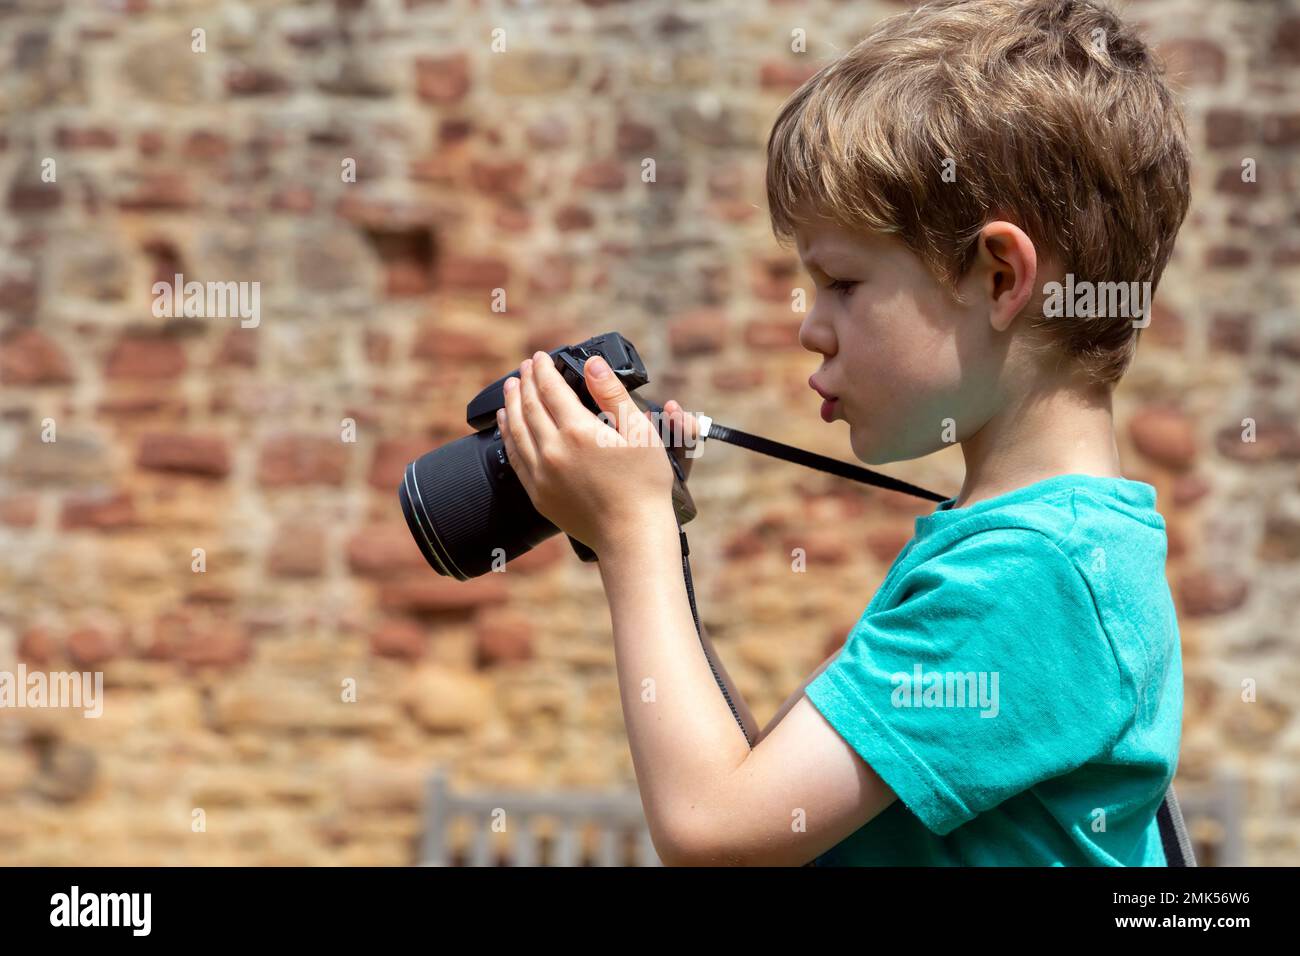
[495,0,1189,865]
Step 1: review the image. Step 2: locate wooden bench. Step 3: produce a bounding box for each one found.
[419,769,662,866]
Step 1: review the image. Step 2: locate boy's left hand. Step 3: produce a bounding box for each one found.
[497,350,676,555]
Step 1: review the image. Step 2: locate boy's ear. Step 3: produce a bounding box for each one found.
[975,221,1038,333]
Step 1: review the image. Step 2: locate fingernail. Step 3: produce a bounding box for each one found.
[533,350,549,364]
[586,356,610,378]
[505,376,518,392]
[497,408,505,423]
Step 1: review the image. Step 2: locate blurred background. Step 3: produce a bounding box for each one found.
[0,0,1295,866]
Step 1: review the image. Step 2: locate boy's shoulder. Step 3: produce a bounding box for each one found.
[902,473,1167,581]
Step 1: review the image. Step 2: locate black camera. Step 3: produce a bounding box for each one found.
[398,332,697,580]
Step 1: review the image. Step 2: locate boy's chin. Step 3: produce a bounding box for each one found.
[849,426,935,466]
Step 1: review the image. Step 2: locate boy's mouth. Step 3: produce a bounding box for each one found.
[808,375,839,423]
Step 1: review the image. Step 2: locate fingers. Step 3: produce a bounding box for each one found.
[666,400,699,441]
[500,375,538,481]
[530,350,587,431]
[519,356,560,447]
[584,356,657,445]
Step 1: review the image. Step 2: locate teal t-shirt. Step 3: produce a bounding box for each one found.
[805,473,1183,866]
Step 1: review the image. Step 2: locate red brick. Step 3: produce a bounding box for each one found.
[147,612,251,668]
[1262,112,1300,146]
[368,438,429,490]
[378,575,508,614]
[267,524,327,578]
[1204,245,1250,268]
[668,309,728,357]
[554,205,594,231]
[712,366,765,391]
[214,328,258,367]
[411,326,505,363]
[1157,38,1227,86]
[1215,419,1300,462]
[866,525,913,564]
[1129,407,1197,470]
[415,53,470,104]
[751,253,802,302]
[17,627,57,665]
[0,328,74,385]
[182,130,231,161]
[744,318,801,351]
[759,59,819,91]
[0,494,38,527]
[347,524,427,577]
[60,491,136,531]
[137,130,165,156]
[470,160,528,197]
[364,330,391,365]
[98,393,187,419]
[138,433,232,478]
[1204,109,1253,148]
[782,531,848,565]
[225,64,289,96]
[0,277,38,317]
[257,435,348,487]
[494,205,533,234]
[723,528,765,560]
[270,185,316,214]
[436,256,509,292]
[1209,312,1251,354]
[1171,473,1211,508]
[474,609,533,667]
[55,126,118,149]
[66,627,121,667]
[8,178,62,212]
[105,334,186,380]
[118,172,194,211]
[573,160,627,192]
[507,535,565,573]
[616,120,656,154]
[1214,166,1260,198]
[1271,15,1300,65]
[369,620,426,660]
[1177,569,1248,617]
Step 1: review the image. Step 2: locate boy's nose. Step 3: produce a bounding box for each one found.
[798,306,836,358]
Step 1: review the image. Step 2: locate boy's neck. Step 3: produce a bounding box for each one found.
[955,383,1123,509]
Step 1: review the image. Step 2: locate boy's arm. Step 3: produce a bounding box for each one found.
[696,623,762,746]
[598,510,895,866]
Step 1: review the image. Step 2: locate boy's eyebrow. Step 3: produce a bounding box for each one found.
[799,248,857,274]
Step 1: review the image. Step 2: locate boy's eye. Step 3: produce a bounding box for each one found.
[827,278,858,296]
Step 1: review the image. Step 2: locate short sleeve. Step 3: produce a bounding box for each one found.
[805,527,1128,836]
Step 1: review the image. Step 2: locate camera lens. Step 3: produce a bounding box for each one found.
[398,428,560,580]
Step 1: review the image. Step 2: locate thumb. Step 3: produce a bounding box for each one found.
[584,355,655,443]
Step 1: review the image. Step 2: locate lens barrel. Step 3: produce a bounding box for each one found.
[398,428,559,580]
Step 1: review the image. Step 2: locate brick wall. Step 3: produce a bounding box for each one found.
[0,0,1295,865]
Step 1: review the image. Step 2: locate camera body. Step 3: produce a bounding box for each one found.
[399,332,696,580]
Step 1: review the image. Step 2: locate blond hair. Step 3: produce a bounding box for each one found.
[766,0,1191,385]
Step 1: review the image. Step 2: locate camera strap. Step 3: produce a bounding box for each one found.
[697,418,949,503]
